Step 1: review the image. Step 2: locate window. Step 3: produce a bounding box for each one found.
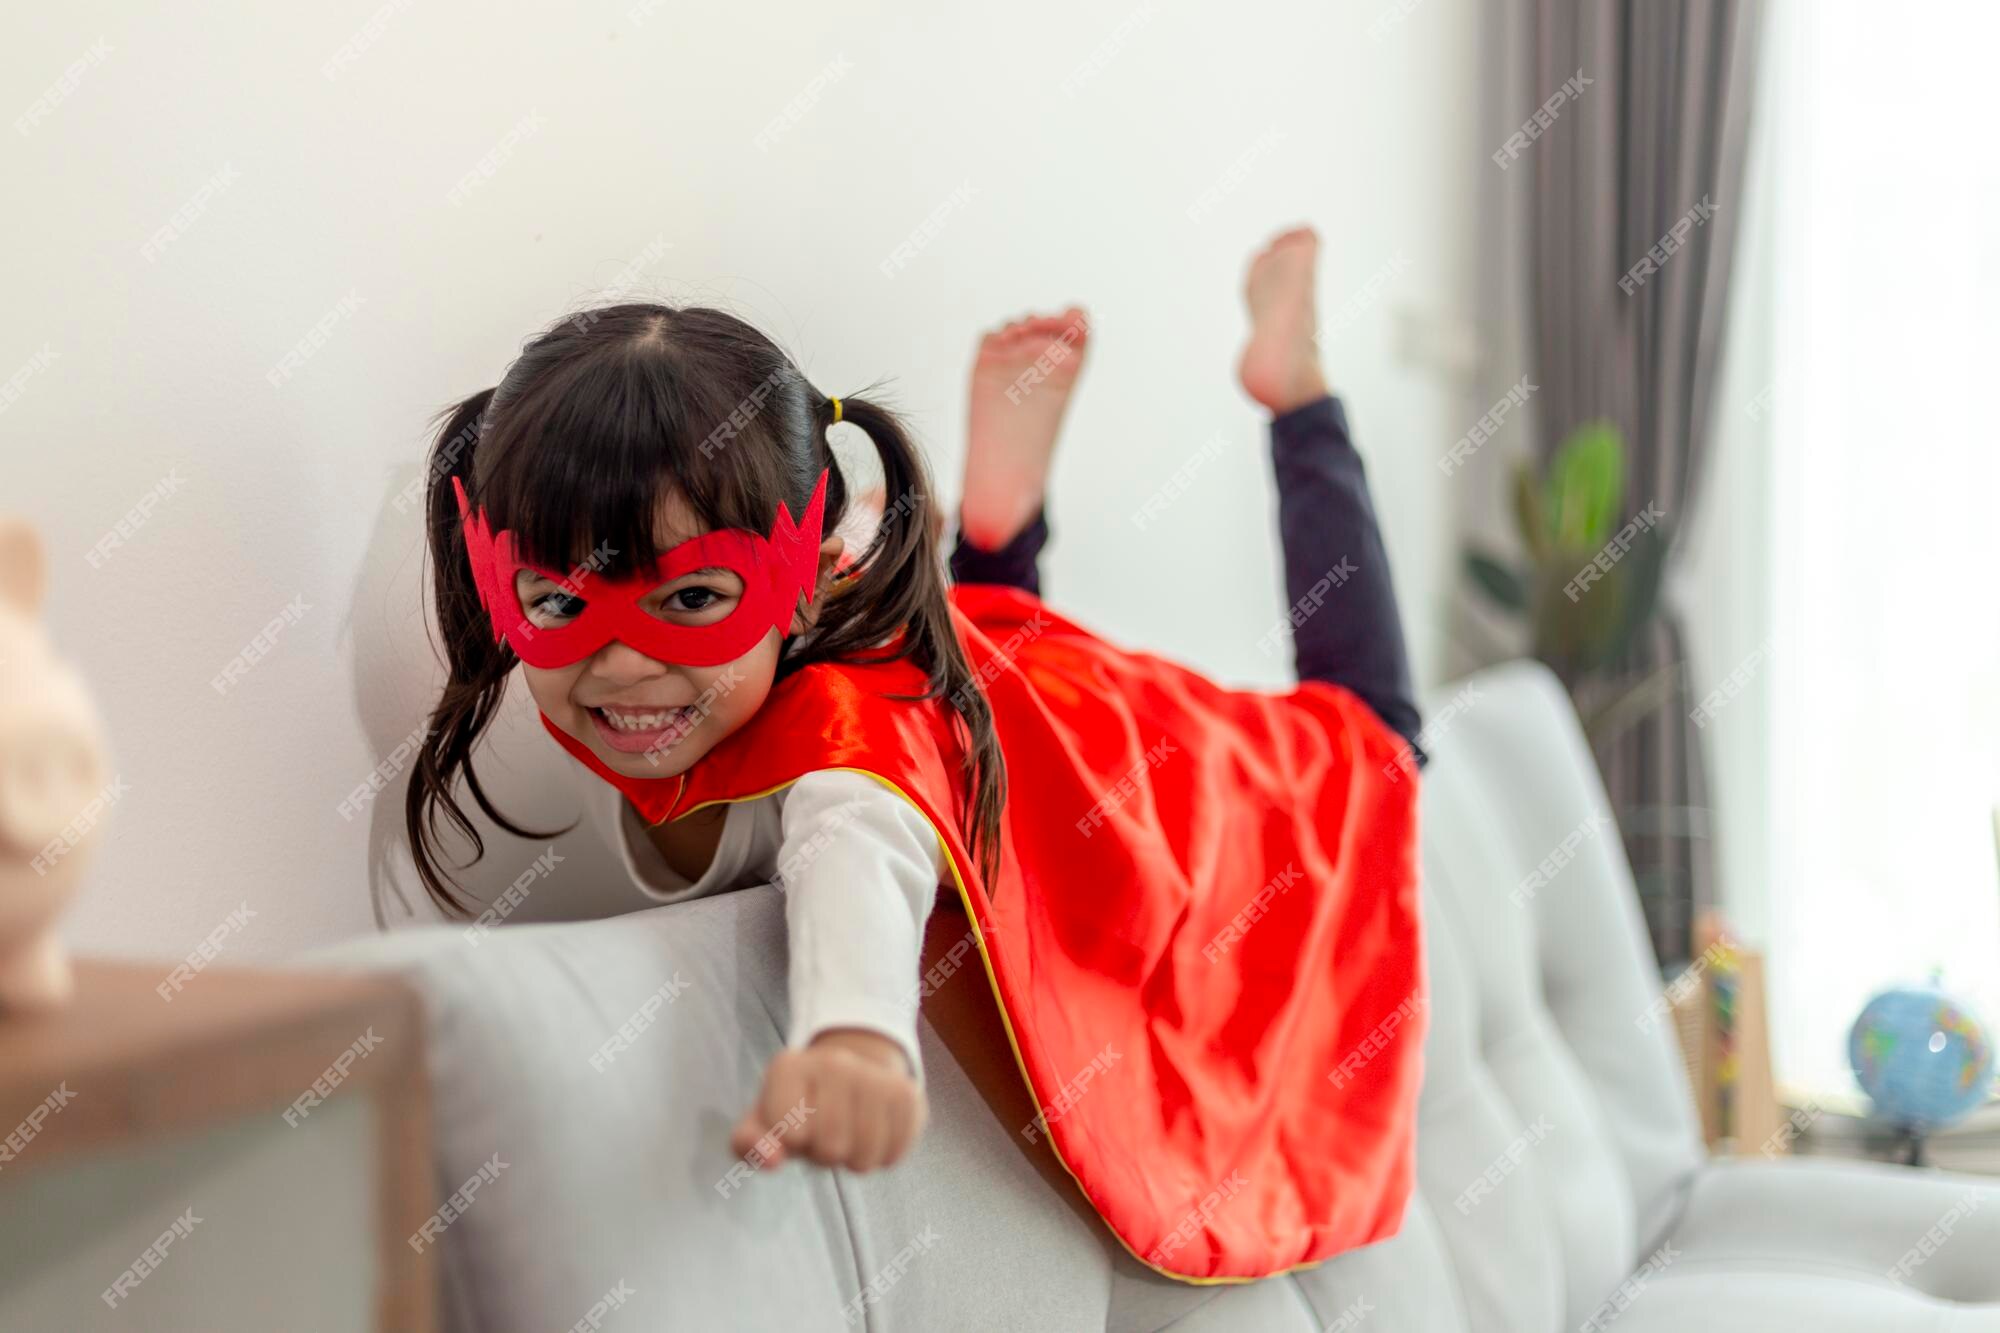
[1723,0,2000,1092]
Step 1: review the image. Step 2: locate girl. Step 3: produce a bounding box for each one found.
[410,225,1427,1283]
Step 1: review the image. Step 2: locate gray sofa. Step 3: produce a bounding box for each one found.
[318,661,2000,1331]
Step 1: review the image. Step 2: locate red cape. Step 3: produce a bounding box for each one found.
[543,584,1425,1282]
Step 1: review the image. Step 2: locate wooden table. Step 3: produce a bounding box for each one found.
[0,960,433,1331]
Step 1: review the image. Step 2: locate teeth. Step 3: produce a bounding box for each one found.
[599,706,687,733]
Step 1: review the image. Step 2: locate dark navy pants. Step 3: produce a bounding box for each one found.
[948,394,1426,768]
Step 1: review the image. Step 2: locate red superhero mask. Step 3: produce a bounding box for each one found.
[452,469,829,669]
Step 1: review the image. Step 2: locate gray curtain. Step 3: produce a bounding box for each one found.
[1525,0,1765,967]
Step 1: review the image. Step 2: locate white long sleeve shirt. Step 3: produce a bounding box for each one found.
[564,754,944,1082]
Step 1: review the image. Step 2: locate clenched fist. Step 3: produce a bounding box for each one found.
[730,1028,927,1174]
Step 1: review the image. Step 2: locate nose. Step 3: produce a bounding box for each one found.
[585,638,676,686]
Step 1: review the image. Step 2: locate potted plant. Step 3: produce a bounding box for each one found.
[1463,419,1679,746]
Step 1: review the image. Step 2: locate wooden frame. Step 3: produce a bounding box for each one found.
[1668,931,1781,1156]
[0,961,434,1330]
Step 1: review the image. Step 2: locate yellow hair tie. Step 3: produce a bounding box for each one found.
[830,396,843,423]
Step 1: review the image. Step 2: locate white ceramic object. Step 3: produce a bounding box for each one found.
[0,518,112,1009]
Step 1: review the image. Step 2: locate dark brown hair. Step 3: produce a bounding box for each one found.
[407,304,1004,916]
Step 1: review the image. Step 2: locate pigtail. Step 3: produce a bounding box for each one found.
[405,387,571,918]
[795,391,1008,889]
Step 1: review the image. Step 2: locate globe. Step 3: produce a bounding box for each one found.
[1849,984,1996,1131]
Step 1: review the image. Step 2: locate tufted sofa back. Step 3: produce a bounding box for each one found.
[1265,660,1706,1331]
[313,660,1705,1331]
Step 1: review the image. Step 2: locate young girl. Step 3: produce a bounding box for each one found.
[410,225,1427,1283]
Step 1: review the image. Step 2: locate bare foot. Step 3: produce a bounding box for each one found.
[960,307,1089,550]
[1237,227,1330,416]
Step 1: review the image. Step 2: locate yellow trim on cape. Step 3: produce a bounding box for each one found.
[651,767,1328,1287]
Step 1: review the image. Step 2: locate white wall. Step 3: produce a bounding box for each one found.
[4,0,1484,963]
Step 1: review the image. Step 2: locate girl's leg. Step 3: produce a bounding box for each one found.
[1241,228,1427,768]
[948,506,1049,595]
[948,309,1090,597]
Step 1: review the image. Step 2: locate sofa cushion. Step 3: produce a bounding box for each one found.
[307,661,1998,1330]
[1599,1156,2000,1331]
[315,889,1137,1332]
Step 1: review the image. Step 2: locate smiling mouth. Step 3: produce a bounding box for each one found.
[587,704,700,755]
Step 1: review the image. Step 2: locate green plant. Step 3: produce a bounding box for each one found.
[1463,419,1677,745]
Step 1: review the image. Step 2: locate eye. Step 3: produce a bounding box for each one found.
[516,572,585,629]
[651,571,742,624]
[531,589,586,624]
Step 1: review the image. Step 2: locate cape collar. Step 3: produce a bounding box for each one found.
[538,710,688,826]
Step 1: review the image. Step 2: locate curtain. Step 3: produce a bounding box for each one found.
[1522,0,1766,966]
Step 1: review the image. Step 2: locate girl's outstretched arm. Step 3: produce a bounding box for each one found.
[728,771,940,1173]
